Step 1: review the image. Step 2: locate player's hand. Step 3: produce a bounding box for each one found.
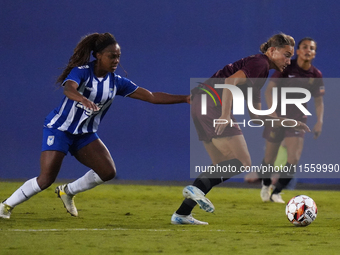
[186,95,191,104]
[294,121,311,133]
[313,122,322,139]
[81,97,100,111]
[214,116,237,135]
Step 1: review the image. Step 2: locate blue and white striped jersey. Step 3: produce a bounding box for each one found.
[45,61,138,134]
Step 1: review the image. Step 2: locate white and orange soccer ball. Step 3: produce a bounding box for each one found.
[285,195,318,226]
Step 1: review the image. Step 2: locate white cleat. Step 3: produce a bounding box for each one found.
[182,185,215,213]
[55,185,78,217]
[270,193,285,204]
[0,202,13,219]
[260,185,271,202]
[171,213,208,225]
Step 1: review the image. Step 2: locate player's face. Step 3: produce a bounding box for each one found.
[96,44,121,75]
[269,45,294,72]
[297,40,316,62]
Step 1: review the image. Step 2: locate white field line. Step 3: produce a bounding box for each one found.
[4,228,261,233]
[5,228,228,232]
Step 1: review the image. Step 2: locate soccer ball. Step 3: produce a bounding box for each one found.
[285,195,317,226]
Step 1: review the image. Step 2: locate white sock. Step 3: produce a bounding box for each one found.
[5,177,41,208]
[67,170,104,195]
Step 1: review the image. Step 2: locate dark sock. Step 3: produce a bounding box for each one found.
[175,199,197,215]
[175,158,243,215]
[272,178,292,194]
[260,159,272,186]
[272,162,295,194]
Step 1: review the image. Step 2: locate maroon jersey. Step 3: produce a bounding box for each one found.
[271,59,325,121]
[192,54,270,103]
[210,54,270,104]
[191,54,271,141]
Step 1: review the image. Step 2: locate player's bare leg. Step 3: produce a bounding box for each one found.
[271,137,304,203]
[264,141,281,166]
[39,151,65,189]
[211,135,251,167]
[1,151,65,219]
[260,141,281,202]
[284,137,304,165]
[173,135,248,224]
[55,139,116,216]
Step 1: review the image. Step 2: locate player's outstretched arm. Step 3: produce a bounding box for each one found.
[128,87,190,104]
[313,96,324,139]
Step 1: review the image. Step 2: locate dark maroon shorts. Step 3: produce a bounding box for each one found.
[262,125,306,143]
[191,92,243,142]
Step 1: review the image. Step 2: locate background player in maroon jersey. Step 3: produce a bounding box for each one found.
[260,37,325,203]
[171,33,311,225]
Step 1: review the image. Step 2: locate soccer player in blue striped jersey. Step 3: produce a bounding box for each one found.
[0,32,189,219]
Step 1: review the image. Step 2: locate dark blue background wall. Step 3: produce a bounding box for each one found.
[0,0,339,182]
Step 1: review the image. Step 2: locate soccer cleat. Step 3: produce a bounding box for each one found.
[55,185,78,217]
[270,193,285,203]
[171,212,208,225]
[182,185,215,213]
[0,202,13,219]
[260,185,271,202]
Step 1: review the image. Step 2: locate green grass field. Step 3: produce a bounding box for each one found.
[1,181,339,255]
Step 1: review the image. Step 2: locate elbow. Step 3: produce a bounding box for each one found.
[63,89,70,97]
[148,93,164,104]
[144,92,159,104]
[149,97,158,104]
[63,86,72,97]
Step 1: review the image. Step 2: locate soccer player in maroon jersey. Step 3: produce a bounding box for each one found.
[260,37,325,203]
[171,33,311,225]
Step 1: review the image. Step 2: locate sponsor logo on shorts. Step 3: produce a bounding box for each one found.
[47,136,55,146]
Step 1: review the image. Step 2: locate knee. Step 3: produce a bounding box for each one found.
[100,167,116,182]
[37,176,55,190]
[106,169,116,181]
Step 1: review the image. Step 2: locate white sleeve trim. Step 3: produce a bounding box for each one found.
[61,79,79,87]
[124,86,139,97]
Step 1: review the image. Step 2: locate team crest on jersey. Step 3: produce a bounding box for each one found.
[47,136,55,146]
[270,131,276,139]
